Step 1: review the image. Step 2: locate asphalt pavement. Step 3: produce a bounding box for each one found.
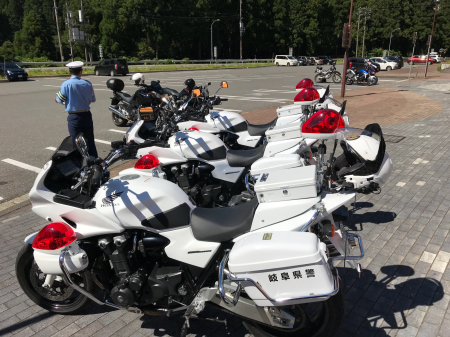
[0,64,405,204]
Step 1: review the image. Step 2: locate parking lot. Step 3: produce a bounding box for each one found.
[1,64,450,337]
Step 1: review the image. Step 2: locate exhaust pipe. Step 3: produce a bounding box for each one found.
[109,106,129,120]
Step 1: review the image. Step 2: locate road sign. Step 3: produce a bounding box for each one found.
[214,46,217,58]
[99,44,103,59]
[289,47,293,56]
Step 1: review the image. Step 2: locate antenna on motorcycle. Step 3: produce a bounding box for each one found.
[339,100,347,116]
[318,85,330,104]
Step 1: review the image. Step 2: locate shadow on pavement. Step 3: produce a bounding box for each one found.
[339,265,443,336]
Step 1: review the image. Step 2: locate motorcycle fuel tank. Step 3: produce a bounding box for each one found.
[94,174,194,231]
[205,110,248,133]
[167,131,228,161]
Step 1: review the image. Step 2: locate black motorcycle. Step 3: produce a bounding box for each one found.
[314,61,341,83]
[107,78,167,127]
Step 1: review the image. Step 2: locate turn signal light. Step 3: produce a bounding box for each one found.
[188,127,200,131]
[302,109,345,134]
[32,222,76,250]
[294,87,320,102]
[296,78,314,90]
[134,154,160,170]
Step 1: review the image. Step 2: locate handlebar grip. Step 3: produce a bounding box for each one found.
[93,165,102,186]
[221,98,228,101]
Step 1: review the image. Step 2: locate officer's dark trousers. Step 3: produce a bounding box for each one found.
[67,111,98,158]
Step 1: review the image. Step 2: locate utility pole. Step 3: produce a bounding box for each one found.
[409,32,418,82]
[388,28,400,56]
[53,0,64,62]
[361,13,367,58]
[80,0,88,62]
[66,0,74,62]
[341,0,354,98]
[239,0,244,60]
[425,0,440,78]
[355,8,361,57]
[211,19,220,63]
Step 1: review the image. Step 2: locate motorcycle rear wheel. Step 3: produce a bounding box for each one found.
[16,244,93,314]
[244,280,344,337]
[332,73,342,83]
[345,77,353,85]
[112,111,128,127]
[314,74,325,83]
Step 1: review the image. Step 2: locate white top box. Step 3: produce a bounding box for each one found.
[254,165,317,203]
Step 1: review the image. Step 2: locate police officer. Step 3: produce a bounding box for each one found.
[55,61,98,157]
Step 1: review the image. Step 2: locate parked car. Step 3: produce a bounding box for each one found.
[407,55,434,65]
[306,57,316,65]
[370,58,398,71]
[318,56,333,65]
[385,56,404,68]
[0,62,28,81]
[366,60,381,72]
[297,56,310,65]
[296,58,307,66]
[274,55,299,66]
[314,57,323,65]
[94,58,129,76]
[348,57,367,71]
[430,55,442,63]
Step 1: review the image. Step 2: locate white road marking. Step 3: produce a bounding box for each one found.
[397,79,409,82]
[221,95,287,103]
[2,159,41,173]
[214,108,242,112]
[43,85,61,87]
[95,139,111,145]
[396,182,406,187]
[109,129,126,134]
[416,181,426,186]
[45,147,57,151]
[1,215,20,223]
[413,158,423,164]
[378,80,395,82]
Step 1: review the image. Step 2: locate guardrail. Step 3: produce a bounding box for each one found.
[14,59,275,67]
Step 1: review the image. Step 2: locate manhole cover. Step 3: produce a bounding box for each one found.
[384,135,405,143]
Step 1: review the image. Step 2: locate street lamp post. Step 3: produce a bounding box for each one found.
[388,28,400,56]
[425,0,440,78]
[211,19,220,63]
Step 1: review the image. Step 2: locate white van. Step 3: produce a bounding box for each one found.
[274,55,298,66]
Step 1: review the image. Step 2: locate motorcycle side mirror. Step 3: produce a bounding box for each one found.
[318,85,330,103]
[208,82,211,85]
[339,100,347,116]
[75,133,90,160]
[220,81,228,88]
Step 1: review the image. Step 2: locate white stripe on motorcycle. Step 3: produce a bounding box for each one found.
[2,159,41,173]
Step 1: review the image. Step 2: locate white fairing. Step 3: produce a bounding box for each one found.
[235,131,262,148]
[228,232,335,306]
[343,152,393,188]
[125,120,145,144]
[206,110,247,131]
[347,134,379,161]
[34,242,89,275]
[210,159,245,183]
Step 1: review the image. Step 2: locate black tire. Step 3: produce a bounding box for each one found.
[428,61,432,65]
[112,111,128,127]
[386,66,392,71]
[244,280,344,337]
[332,73,342,83]
[110,70,115,76]
[15,244,93,314]
[23,77,28,81]
[276,62,279,66]
[346,76,353,85]
[95,70,99,76]
[287,63,290,66]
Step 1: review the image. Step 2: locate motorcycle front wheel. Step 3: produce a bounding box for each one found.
[112,110,128,127]
[16,244,94,314]
[244,280,344,337]
[346,76,353,85]
[314,74,325,83]
[332,73,342,83]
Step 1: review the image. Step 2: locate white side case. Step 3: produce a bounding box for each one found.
[265,122,302,143]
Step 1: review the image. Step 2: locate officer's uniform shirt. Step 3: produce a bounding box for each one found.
[56,76,96,112]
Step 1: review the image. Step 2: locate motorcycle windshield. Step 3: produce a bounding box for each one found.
[334,128,381,162]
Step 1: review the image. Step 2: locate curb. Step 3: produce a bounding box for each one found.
[0,194,31,217]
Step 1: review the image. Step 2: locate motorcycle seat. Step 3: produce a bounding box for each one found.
[163,88,180,96]
[317,67,323,70]
[190,197,259,242]
[247,118,277,137]
[116,92,134,103]
[227,144,266,167]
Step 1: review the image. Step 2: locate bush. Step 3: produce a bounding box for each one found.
[166,59,174,64]
[182,57,190,64]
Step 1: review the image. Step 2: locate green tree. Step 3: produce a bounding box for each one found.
[0,40,15,60]
[14,11,54,59]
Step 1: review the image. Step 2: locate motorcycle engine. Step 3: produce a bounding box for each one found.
[97,232,188,307]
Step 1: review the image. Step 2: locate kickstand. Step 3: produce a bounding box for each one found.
[179,305,228,336]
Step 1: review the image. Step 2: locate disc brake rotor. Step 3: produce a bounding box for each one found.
[30,262,74,301]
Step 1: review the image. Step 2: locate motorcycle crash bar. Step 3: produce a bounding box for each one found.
[59,251,142,314]
[218,250,339,307]
[109,106,130,121]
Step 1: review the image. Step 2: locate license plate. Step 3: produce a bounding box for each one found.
[141,113,154,120]
[18,75,22,78]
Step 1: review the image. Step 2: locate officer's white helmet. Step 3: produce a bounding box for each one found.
[130,73,145,85]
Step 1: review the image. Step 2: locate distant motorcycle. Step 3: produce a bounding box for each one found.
[314,61,341,83]
[346,63,377,86]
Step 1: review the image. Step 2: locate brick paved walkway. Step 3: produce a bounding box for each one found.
[1,80,450,336]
